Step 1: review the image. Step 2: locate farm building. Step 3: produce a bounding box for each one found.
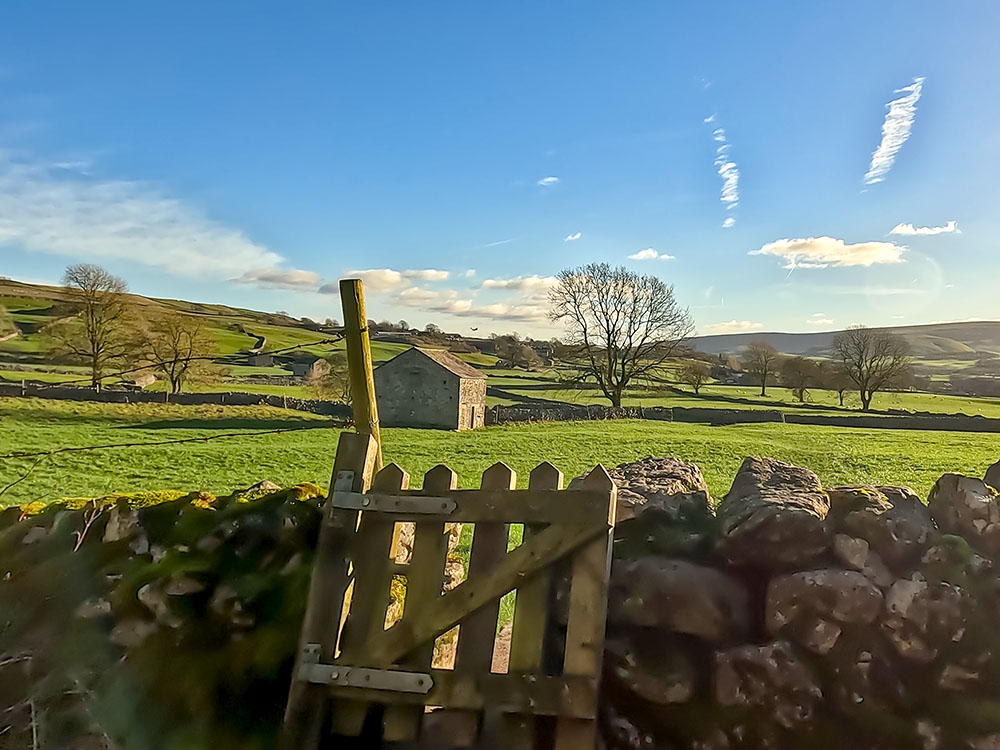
[247,353,274,367]
[374,347,487,430]
[289,356,329,378]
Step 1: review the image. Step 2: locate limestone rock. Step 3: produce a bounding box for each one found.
[609,557,750,643]
[833,534,894,587]
[714,640,822,729]
[984,459,1000,493]
[766,569,884,654]
[827,485,933,571]
[609,457,712,522]
[929,474,1000,557]
[881,575,966,662]
[604,630,698,705]
[716,457,831,568]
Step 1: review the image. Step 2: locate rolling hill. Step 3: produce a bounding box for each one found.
[691,322,1000,361]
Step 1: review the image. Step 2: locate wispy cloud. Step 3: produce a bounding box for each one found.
[0,149,286,279]
[395,286,548,323]
[463,269,476,278]
[750,236,907,269]
[481,274,558,293]
[628,248,675,261]
[564,231,582,241]
[890,220,959,236]
[537,176,559,187]
[403,268,450,281]
[864,76,924,185]
[807,313,834,326]
[484,238,515,248]
[320,267,451,295]
[703,320,763,333]
[705,115,739,227]
[237,268,322,290]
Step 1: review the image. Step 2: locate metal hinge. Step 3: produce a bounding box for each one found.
[297,645,433,694]
[330,490,456,515]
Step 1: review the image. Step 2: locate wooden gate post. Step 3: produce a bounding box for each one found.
[339,278,383,471]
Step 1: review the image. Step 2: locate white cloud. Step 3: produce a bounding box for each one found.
[807,313,834,326]
[750,236,907,269]
[564,231,582,241]
[537,176,559,187]
[722,217,735,229]
[890,220,959,236]
[704,114,716,124]
[395,286,548,323]
[628,248,675,261]
[703,320,764,333]
[463,269,476,278]
[481,274,558,293]
[0,149,283,278]
[402,268,450,281]
[484,238,514,247]
[864,77,924,185]
[237,268,321,290]
[329,268,404,294]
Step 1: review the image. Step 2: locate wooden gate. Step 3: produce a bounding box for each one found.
[282,432,617,749]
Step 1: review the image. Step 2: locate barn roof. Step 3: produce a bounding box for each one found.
[385,347,487,379]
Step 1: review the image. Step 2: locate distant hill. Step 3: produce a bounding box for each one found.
[690,322,1000,362]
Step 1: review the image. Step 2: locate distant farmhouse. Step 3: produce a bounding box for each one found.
[290,356,330,379]
[248,353,274,367]
[375,347,487,430]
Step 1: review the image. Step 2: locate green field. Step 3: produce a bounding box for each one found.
[2,397,996,508]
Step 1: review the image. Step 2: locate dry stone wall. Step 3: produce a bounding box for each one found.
[604,455,1000,749]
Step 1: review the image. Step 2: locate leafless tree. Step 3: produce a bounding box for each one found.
[832,325,912,411]
[136,311,216,393]
[741,341,779,396]
[815,360,852,406]
[678,361,711,395]
[781,356,819,402]
[310,352,351,404]
[549,263,694,407]
[52,264,132,386]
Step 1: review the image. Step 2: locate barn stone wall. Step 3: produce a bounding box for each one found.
[374,349,462,429]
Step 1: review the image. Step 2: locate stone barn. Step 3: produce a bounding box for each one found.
[374,347,487,430]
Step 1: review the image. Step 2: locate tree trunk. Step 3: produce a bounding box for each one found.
[90,357,100,388]
[610,392,622,408]
[760,375,767,397]
[860,391,871,411]
[838,390,845,406]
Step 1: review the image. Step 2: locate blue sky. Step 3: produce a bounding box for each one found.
[1,1,998,338]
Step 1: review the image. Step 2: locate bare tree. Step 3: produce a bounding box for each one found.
[741,341,779,396]
[53,264,132,386]
[816,361,852,406]
[678,361,711,395]
[136,312,216,393]
[832,325,912,411]
[549,263,694,407]
[309,352,351,404]
[781,356,819,402]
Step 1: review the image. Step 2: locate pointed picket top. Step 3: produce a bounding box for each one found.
[529,461,564,490]
[423,464,457,493]
[481,461,517,490]
[580,463,615,493]
[372,462,410,491]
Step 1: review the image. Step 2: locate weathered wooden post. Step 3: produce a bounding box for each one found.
[339,278,383,471]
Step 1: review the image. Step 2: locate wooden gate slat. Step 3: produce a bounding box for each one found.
[329,462,410,737]
[438,462,517,745]
[382,464,457,741]
[503,461,563,746]
[554,466,617,750]
[281,432,378,750]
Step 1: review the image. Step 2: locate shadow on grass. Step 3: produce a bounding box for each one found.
[132,416,337,431]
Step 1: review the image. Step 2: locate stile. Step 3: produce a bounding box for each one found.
[382,464,458,741]
[554,465,617,750]
[502,462,563,747]
[281,432,378,750]
[329,462,410,737]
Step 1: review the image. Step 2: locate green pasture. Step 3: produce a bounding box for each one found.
[2,397,997,509]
